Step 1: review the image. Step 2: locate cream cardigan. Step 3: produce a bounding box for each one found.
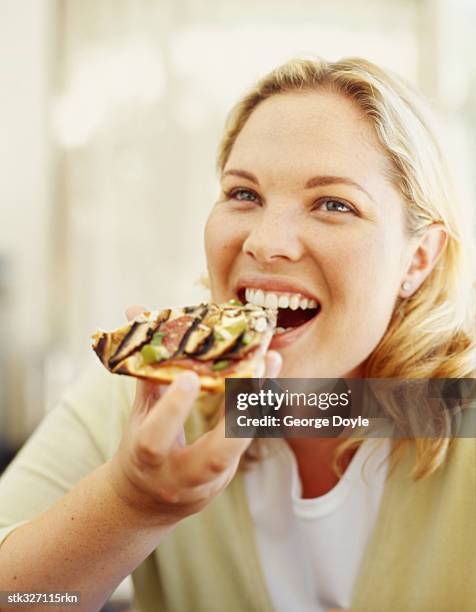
[0,362,475,611]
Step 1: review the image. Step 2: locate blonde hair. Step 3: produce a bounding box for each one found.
[215,57,476,479]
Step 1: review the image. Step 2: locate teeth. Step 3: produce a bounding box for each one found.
[289,294,300,310]
[243,288,319,311]
[254,289,265,306]
[264,293,279,309]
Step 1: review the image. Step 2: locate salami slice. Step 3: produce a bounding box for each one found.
[161,315,196,355]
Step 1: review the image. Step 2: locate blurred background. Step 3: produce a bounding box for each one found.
[1,0,475,609]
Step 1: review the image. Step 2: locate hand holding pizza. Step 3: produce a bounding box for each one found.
[107,305,282,527]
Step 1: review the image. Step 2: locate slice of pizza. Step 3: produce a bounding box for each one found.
[92,301,277,392]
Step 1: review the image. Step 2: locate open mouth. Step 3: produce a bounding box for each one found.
[237,288,321,335]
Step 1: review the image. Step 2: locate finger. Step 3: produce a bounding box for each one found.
[173,416,252,486]
[210,349,282,429]
[126,304,147,321]
[174,426,186,449]
[134,371,201,466]
[133,378,167,412]
[169,453,237,504]
[263,350,282,378]
[173,351,283,486]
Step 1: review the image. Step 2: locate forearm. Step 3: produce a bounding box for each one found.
[0,461,173,611]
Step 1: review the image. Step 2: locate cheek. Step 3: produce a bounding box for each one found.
[204,211,223,262]
[312,230,403,369]
[319,227,402,314]
[204,208,244,294]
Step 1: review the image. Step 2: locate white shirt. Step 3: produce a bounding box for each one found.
[245,438,390,612]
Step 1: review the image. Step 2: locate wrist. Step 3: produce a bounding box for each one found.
[103,459,178,530]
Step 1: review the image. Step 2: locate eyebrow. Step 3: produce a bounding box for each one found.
[221,169,376,205]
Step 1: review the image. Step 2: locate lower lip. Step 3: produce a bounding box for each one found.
[269,311,320,349]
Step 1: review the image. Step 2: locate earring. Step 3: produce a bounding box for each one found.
[401,280,412,292]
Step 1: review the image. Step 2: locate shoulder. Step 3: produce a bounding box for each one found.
[55,357,136,459]
[60,359,220,454]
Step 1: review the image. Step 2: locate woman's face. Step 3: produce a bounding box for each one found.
[204,90,413,378]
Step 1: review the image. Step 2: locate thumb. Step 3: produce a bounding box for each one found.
[263,350,282,378]
[126,304,148,322]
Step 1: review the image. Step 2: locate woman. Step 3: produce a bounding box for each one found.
[0,57,475,612]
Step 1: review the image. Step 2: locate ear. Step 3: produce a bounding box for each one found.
[400,223,448,297]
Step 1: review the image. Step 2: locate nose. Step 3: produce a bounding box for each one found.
[242,204,304,264]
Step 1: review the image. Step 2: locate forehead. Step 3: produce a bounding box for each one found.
[226,90,390,184]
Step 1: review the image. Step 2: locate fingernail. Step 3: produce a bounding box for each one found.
[269,352,282,376]
[177,371,200,392]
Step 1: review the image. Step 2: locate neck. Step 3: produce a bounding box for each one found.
[284,367,364,498]
[286,437,357,499]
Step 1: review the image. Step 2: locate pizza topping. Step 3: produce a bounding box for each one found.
[151,331,166,345]
[183,323,214,355]
[195,324,244,361]
[109,310,170,368]
[195,335,242,361]
[211,359,230,371]
[221,308,241,318]
[161,315,196,355]
[252,317,268,333]
[202,304,222,327]
[222,316,247,336]
[141,344,171,364]
[137,304,257,363]
[184,304,201,314]
[242,332,253,345]
[166,346,259,377]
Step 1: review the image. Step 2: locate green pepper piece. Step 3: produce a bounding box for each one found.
[212,359,230,371]
[151,331,166,345]
[141,344,169,364]
[228,299,242,306]
[223,318,247,336]
[241,333,252,345]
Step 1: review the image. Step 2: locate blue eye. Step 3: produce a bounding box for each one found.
[317,198,354,214]
[225,188,259,202]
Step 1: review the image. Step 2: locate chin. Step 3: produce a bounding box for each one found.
[276,348,363,379]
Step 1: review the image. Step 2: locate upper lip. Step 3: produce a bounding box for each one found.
[235,274,320,303]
